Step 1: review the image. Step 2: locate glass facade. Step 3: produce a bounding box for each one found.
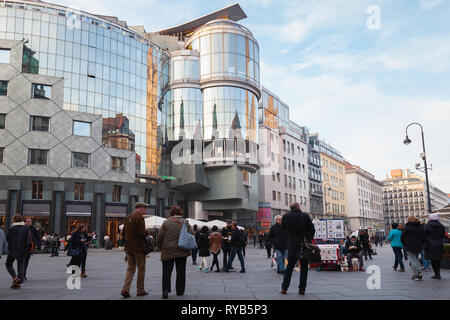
[0,4,169,176]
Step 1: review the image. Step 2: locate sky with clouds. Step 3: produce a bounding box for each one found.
[54,0,450,194]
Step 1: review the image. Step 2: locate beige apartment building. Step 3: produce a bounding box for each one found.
[319,141,346,220]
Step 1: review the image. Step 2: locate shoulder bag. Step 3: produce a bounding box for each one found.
[176,219,197,250]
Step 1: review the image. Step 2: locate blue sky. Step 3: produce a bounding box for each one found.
[57,0,450,194]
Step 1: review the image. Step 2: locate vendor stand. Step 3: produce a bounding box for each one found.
[312,219,345,271]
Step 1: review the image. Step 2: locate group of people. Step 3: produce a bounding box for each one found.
[0,215,41,289]
[191,219,247,274]
[388,214,446,280]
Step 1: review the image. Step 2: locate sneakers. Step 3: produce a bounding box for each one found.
[120,290,130,298]
[204,268,210,273]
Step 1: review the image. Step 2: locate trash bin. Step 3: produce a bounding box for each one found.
[105,239,113,250]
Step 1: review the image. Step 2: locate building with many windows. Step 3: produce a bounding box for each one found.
[308,133,323,219]
[257,87,309,230]
[345,161,384,234]
[381,169,448,233]
[0,1,260,240]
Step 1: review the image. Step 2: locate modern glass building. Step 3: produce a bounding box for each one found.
[0,1,260,239]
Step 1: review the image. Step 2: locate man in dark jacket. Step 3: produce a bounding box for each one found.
[401,216,425,280]
[269,215,288,274]
[281,202,315,295]
[424,214,446,279]
[345,235,364,270]
[222,222,246,273]
[120,202,151,298]
[222,220,233,269]
[359,230,372,260]
[6,214,29,288]
[23,218,41,281]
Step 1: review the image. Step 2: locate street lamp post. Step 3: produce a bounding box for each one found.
[322,182,332,218]
[403,122,432,214]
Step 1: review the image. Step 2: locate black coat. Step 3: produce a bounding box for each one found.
[6,223,29,259]
[69,231,85,252]
[231,228,245,248]
[400,221,425,254]
[281,209,315,258]
[268,223,288,251]
[345,239,362,254]
[198,232,210,257]
[222,227,233,247]
[359,233,370,249]
[28,225,41,249]
[424,220,445,260]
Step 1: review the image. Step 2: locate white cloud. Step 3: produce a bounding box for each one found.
[420,0,444,10]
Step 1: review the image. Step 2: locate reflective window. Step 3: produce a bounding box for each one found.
[0,49,10,63]
[73,120,91,136]
[111,157,126,172]
[211,33,223,53]
[72,152,89,168]
[32,83,52,99]
[29,149,48,165]
[223,33,235,53]
[0,114,5,129]
[31,116,50,132]
[0,147,3,163]
[200,34,210,54]
[0,81,7,95]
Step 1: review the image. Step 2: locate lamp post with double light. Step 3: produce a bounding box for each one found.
[403,123,432,214]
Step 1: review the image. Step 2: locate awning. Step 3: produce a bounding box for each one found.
[66,203,92,216]
[106,205,127,217]
[22,203,50,217]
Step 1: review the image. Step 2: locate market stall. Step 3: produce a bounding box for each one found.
[312,219,346,271]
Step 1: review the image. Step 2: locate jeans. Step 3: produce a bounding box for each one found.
[222,245,231,268]
[224,247,245,271]
[191,248,198,264]
[392,247,405,270]
[6,254,26,281]
[51,247,58,256]
[346,252,363,269]
[421,249,430,269]
[402,248,408,260]
[408,251,421,277]
[363,248,372,259]
[275,249,288,272]
[282,256,308,291]
[162,257,187,294]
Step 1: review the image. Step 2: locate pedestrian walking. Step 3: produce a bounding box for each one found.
[280,202,315,295]
[209,226,222,272]
[198,226,210,272]
[252,233,257,247]
[120,202,151,298]
[388,223,405,272]
[0,227,7,260]
[222,221,246,273]
[23,218,41,280]
[242,229,248,257]
[258,232,264,249]
[222,220,233,269]
[264,232,273,259]
[424,214,446,280]
[345,235,364,271]
[268,215,288,274]
[374,234,380,247]
[359,230,372,260]
[80,229,92,277]
[5,215,30,289]
[157,205,194,299]
[191,225,199,265]
[50,233,59,257]
[67,224,86,270]
[400,216,425,280]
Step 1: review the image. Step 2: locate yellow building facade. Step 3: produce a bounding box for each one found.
[320,142,347,219]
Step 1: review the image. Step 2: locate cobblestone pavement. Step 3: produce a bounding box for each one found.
[0,245,448,300]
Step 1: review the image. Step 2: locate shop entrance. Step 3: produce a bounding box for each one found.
[105,204,128,247]
[67,216,91,234]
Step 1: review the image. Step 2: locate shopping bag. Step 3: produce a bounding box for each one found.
[177,221,197,250]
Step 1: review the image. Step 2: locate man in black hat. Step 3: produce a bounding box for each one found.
[222,219,233,269]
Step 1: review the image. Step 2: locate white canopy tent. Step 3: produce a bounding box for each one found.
[145,216,167,229]
[206,219,245,230]
[185,218,208,228]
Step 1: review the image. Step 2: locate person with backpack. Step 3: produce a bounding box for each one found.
[157,205,194,299]
[222,222,246,273]
[23,218,41,281]
[5,214,29,289]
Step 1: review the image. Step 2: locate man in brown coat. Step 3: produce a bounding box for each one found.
[120,202,150,298]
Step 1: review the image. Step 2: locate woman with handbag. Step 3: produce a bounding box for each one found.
[67,224,86,269]
[197,226,210,272]
[157,206,194,299]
